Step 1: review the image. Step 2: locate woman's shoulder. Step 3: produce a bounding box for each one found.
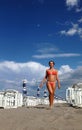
[54,69,58,73]
[46,69,50,74]
[53,68,57,71]
[46,69,50,71]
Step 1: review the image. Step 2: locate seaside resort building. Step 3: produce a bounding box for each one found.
[0,89,23,109]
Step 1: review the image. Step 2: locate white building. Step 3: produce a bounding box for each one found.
[23,96,66,107]
[0,91,4,107]
[0,89,66,108]
[0,89,23,109]
[66,83,82,107]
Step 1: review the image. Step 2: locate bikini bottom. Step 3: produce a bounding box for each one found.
[47,81,55,87]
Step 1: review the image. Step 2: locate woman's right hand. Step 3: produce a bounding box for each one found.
[39,82,43,88]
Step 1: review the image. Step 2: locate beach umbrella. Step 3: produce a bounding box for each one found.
[22,79,27,95]
[37,87,40,97]
[23,87,27,95]
[44,89,47,98]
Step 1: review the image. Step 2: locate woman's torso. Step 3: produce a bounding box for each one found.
[46,69,57,82]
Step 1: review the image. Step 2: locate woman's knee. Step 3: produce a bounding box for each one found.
[49,90,54,95]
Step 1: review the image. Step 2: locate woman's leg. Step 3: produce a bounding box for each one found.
[47,82,56,108]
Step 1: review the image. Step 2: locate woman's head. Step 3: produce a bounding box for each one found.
[48,60,55,66]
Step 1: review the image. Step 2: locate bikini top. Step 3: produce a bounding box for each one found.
[47,70,57,75]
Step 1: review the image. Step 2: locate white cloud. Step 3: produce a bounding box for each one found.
[78,17,82,23]
[59,65,82,82]
[60,23,82,38]
[76,7,82,12]
[33,44,81,59]
[33,53,80,59]
[37,47,59,54]
[66,0,79,8]
[57,65,82,98]
[0,60,82,98]
[0,61,47,90]
[58,65,74,82]
[0,61,46,74]
[63,28,77,36]
[59,65,73,75]
[66,0,82,12]
[0,61,21,72]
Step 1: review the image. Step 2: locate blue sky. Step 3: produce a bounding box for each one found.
[0,0,82,97]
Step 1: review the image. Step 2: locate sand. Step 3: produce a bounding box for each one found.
[0,103,82,130]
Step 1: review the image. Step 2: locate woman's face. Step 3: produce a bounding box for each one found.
[49,62,54,67]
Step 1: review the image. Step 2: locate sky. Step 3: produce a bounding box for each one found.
[0,0,82,97]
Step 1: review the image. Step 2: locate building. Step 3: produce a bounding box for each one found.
[0,89,23,109]
[66,83,82,107]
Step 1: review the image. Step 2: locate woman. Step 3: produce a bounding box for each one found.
[40,60,60,108]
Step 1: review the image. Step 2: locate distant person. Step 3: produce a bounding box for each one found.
[39,60,60,109]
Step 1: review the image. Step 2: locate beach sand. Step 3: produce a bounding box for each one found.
[0,103,82,130]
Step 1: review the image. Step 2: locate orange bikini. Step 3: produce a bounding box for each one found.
[47,81,55,87]
[47,70,57,87]
[47,71,57,75]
